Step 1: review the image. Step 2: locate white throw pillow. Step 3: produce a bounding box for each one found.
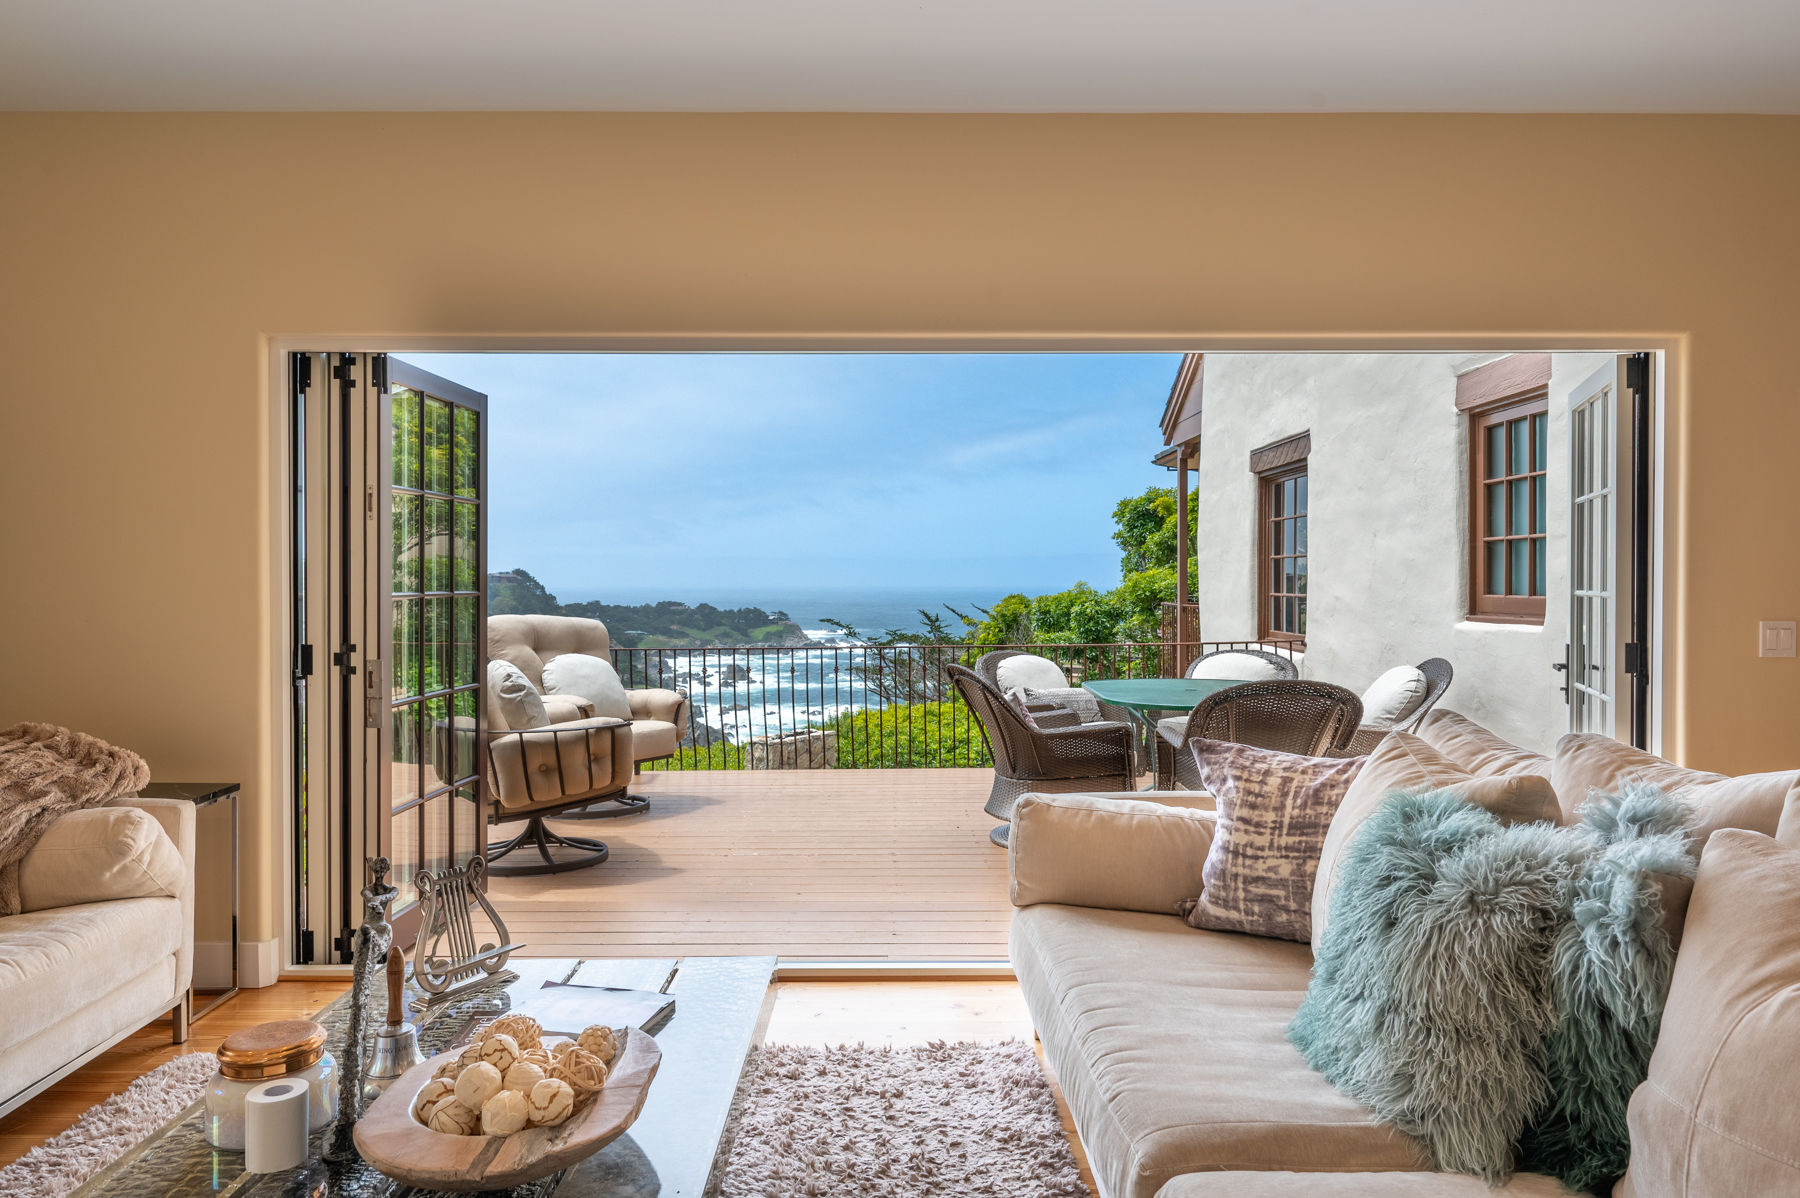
[542,652,633,721]
[487,659,549,731]
[18,807,186,912]
[1187,651,1286,682]
[993,654,1068,693]
[1360,665,1429,729]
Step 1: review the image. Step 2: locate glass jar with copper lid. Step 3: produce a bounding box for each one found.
[204,1020,338,1149]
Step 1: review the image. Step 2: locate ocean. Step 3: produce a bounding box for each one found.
[552,584,1076,638]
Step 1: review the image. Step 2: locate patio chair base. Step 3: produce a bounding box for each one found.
[989,823,1010,848]
[486,817,610,877]
[555,793,651,820]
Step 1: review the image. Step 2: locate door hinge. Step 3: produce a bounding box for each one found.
[372,353,388,393]
[332,643,358,676]
[366,483,375,519]
[298,929,315,965]
[295,643,314,681]
[333,353,355,398]
[1624,642,1645,677]
[294,352,313,391]
[1625,351,1650,397]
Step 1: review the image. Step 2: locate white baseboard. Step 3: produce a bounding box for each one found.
[242,938,281,988]
[194,941,233,990]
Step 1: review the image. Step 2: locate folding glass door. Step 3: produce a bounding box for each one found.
[290,353,487,964]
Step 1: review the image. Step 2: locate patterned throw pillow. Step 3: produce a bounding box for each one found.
[1179,738,1366,942]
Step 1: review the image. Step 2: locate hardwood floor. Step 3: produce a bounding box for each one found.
[0,979,1095,1195]
[480,768,1015,962]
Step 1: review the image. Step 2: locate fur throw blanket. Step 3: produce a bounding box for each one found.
[0,723,150,915]
[1288,785,1695,1193]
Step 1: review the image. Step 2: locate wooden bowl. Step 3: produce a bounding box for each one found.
[354,1027,662,1191]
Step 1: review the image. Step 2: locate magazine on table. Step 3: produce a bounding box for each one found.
[506,980,677,1037]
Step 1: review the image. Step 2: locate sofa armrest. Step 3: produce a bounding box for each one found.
[627,688,688,729]
[1009,792,1214,915]
[107,795,196,1001]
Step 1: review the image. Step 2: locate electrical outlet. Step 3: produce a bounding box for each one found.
[1758,621,1796,658]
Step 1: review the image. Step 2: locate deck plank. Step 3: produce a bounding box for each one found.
[481,768,1015,961]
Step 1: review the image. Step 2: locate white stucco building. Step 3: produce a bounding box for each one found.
[1181,351,1636,754]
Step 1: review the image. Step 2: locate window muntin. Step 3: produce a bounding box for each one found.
[1470,392,1549,621]
[1261,465,1308,642]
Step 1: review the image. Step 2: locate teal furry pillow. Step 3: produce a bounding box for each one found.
[1288,784,1694,1191]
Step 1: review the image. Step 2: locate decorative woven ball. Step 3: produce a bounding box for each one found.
[549,1040,578,1060]
[576,1025,617,1062]
[479,1033,521,1074]
[550,1047,608,1094]
[484,1013,542,1051]
[413,1077,456,1121]
[480,1088,530,1136]
[456,1041,486,1071]
[426,1098,479,1136]
[453,1060,503,1112]
[502,1060,546,1095]
[431,1054,464,1081]
[517,1047,556,1070]
[526,1077,576,1128]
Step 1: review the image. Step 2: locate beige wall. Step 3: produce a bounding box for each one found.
[2,113,1797,952]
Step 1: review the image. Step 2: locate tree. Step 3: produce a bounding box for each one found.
[488,568,562,615]
[1112,487,1179,574]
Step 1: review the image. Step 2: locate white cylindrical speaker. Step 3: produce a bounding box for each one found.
[243,1077,311,1173]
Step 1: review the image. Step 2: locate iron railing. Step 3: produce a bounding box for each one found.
[611,639,1302,770]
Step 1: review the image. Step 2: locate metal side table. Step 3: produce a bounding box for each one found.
[139,781,241,1022]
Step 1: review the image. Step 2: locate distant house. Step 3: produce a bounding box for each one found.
[1175,351,1644,754]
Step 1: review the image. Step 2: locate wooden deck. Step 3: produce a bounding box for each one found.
[480,768,1014,961]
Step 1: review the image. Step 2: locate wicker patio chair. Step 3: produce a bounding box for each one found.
[976,649,1144,773]
[1343,657,1455,756]
[1177,681,1365,790]
[947,664,1135,848]
[1155,648,1303,788]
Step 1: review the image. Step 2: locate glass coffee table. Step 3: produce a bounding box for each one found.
[71,955,777,1198]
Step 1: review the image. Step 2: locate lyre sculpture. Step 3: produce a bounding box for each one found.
[326,856,398,1162]
[410,856,522,1007]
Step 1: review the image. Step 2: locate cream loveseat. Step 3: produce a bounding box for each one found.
[1009,711,1800,1198]
[0,795,195,1116]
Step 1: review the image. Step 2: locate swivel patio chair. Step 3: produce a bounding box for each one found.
[1178,680,1365,789]
[1343,657,1454,756]
[1155,648,1303,788]
[976,649,1142,771]
[947,663,1135,848]
[484,717,636,876]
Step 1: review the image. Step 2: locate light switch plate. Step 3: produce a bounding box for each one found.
[1759,621,1796,658]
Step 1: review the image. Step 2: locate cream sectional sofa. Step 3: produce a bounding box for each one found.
[1009,712,1800,1198]
[0,796,195,1117]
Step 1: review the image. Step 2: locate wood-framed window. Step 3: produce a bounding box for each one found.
[1469,391,1549,621]
[1260,463,1308,642]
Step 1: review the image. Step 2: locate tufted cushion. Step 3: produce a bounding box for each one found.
[542,652,632,720]
[993,654,1068,693]
[487,614,611,690]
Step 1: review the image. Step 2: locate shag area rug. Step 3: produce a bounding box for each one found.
[0,1052,216,1198]
[719,1040,1089,1198]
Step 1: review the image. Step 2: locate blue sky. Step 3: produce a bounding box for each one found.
[397,353,1181,601]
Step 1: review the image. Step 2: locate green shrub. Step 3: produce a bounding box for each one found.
[828,701,992,769]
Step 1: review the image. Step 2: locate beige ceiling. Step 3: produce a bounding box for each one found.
[3,0,1798,112]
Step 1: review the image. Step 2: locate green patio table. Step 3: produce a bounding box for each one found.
[1081,677,1249,789]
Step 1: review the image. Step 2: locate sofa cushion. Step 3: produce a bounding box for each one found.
[540,694,595,724]
[17,807,185,913]
[1188,651,1287,682]
[994,654,1068,693]
[1009,793,1214,915]
[1155,1171,1571,1197]
[1012,904,1426,1198]
[1188,740,1365,942]
[1360,665,1428,729]
[1551,733,1799,843]
[0,896,184,1054]
[1616,830,1800,1198]
[541,652,633,721]
[487,717,627,810]
[1414,709,1552,779]
[1313,733,1563,946]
